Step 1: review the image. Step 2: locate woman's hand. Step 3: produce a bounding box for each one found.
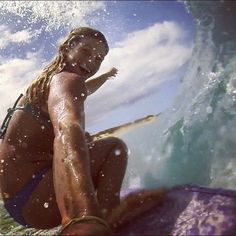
[105,67,118,80]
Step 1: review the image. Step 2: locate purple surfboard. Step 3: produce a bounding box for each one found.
[115,185,236,235]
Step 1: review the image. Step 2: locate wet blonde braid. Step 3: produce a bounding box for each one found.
[24,55,65,107]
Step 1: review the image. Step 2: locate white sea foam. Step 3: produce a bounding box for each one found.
[0,1,105,31]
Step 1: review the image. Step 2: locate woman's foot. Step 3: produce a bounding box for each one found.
[59,217,113,236]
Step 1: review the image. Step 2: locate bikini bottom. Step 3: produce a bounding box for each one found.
[4,167,50,227]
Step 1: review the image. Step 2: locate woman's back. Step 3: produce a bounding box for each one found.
[0,96,54,198]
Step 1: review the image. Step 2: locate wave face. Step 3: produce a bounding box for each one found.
[123,1,236,191]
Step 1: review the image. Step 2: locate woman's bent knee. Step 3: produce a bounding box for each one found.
[109,137,128,169]
[108,137,128,159]
[109,137,127,151]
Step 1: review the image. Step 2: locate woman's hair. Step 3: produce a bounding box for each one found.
[24,27,109,107]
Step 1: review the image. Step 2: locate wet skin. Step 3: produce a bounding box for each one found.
[0,36,128,234]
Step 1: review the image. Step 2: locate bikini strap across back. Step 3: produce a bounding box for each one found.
[0,94,24,139]
[0,94,52,139]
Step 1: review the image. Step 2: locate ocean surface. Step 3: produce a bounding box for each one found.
[1,1,236,235]
[122,1,236,192]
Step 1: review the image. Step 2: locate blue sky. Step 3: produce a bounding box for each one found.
[0,1,195,133]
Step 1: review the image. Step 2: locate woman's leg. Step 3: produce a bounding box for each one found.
[19,137,127,229]
[88,137,128,218]
[22,168,62,229]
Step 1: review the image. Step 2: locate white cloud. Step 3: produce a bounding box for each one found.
[0,1,106,123]
[0,21,192,130]
[0,1,105,31]
[0,52,42,123]
[86,21,193,125]
[0,25,36,49]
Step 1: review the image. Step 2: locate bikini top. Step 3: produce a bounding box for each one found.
[0,94,52,139]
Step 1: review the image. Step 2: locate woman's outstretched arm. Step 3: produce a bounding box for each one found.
[86,67,118,95]
[48,72,101,225]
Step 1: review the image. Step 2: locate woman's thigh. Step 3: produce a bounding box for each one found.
[22,168,61,229]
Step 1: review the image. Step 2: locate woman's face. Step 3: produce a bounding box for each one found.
[64,37,108,79]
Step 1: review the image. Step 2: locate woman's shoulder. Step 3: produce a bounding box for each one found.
[51,71,81,82]
[51,72,85,87]
[50,72,87,97]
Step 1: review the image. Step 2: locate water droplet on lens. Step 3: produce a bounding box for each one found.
[206,106,213,114]
[114,149,121,156]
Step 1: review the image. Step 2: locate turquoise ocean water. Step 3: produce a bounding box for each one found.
[122,2,236,191]
[1,1,236,235]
